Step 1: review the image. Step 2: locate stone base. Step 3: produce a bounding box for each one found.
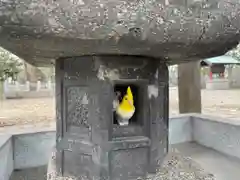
[47,147,214,180]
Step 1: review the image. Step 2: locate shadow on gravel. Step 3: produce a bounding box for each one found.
[10,165,47,180]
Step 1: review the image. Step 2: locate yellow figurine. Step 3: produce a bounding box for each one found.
[115,86,135,126]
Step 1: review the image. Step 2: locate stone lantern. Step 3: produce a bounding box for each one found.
[0,0,239,179]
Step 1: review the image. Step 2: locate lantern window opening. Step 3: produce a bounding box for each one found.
[113,83,140,126]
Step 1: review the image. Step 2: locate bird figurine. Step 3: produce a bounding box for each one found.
[115,86,135,126]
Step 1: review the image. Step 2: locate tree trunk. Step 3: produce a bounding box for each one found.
[24,62,38,91]
[178,61,202,113]
[0,80,4,101]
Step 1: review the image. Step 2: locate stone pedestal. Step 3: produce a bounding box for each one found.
[47,146,214,180]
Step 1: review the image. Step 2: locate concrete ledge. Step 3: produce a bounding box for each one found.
[170,113,240,159]
[13,131,55,170]
[192,114,240,159]
[1,114,240,177]
[0,135,13,180]
[169,114,192,144]
[0,124,55,179]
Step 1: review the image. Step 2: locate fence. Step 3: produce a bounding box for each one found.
[3,80,55,98]
[4,81,55,92]
[168,66,240,89]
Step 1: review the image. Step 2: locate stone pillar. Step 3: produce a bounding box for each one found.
[15,82,20,91]
[26,81,30,91]
[48,56,169,180]
[48,80,52,90]
[37,81,41,91]
[178,61,202,113]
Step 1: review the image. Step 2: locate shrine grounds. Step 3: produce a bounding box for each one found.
[1,87,240,128]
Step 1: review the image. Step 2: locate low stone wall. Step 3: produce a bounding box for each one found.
[0,124,55,179]
[0,135,14,180]
[206,79,230,90]
[4,81,55,99]
[1,114,240,179]
[192,114,240,159]
[13,132,55,169]
[170,113,240,160]
[169,114,192,144]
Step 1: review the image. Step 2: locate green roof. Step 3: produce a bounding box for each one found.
[202,55,240,66]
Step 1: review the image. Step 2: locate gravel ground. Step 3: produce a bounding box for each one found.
[0,98,55,127]
[10,152,214,180]
[10,166,47,180]
[1,88,240,127]
[147,152,214,180]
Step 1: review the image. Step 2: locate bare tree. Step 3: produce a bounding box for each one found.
[24,62,39,91]
[24,62,47,90]
[0,47,22,100]
[226,43,240,60]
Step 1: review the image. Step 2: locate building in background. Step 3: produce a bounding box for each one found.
[201,55,240,90]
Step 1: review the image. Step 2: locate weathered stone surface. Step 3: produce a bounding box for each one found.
[54,56,169,179]
[47,147,214,180]
[0,0,240,66]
